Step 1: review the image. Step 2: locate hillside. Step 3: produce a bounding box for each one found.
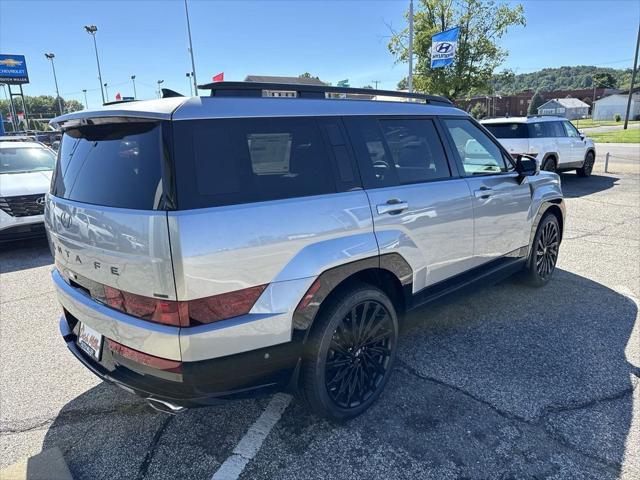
[492,65,633,94]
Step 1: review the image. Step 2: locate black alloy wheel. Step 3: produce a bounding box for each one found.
[325,300,394,409]
[577,151,595,177]
[535,219,559,280]
[542,157,557,173]
[301,283,398,421]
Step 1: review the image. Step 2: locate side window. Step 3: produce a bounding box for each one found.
[443,119,508,175]
[563,121,580,138]
[173,117,335,208]
[530,122,547,138]
[378,119,451,184]
[344,117,398,189]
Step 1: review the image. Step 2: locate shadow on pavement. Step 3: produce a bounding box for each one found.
[244,269,639,479]
[0,237,52,274]
[560,173,620,197]
[40,269,638,479]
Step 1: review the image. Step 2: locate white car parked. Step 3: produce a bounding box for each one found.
[0,137,56,242]
[481,116,596,177]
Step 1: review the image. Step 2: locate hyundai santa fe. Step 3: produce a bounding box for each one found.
[481,116,596,176]
[46,82,565,420]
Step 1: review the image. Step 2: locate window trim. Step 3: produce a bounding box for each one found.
[437,116,517,178]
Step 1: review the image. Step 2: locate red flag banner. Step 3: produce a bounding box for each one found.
[212,72,224,82]
[115,92,122,101]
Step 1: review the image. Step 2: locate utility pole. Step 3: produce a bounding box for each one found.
[624,23,640,130]
[407,0,414,93]
[84,25,105,104]
[157,80,164,98]
[131,75,137,99]
[104,83,109,101]
[184,0,199,95]
[45,53,63,115]
[372,80,380,90]
[82,89,88,109]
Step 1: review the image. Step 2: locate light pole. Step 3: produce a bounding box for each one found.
[157,80,164,98]
[408,0,414,93]
[44,53,63,115]
[82,89,88,109]
[372,80,380,90]
[184,0,198,94]
[84,25,105,104]
[186,72,193,96]
[104,83,109,100]
[131,75,137,99]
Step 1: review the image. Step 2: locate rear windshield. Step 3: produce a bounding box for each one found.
[0,146,56,174]
[483,123,529,139]
[51,122,164,210]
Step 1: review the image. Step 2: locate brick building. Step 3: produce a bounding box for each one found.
[455,88,621,117]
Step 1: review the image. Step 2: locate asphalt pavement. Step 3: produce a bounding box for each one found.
[1,167,639,479]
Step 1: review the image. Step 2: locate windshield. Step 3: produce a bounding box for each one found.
[483,123,528,139]
[0,146,56,174]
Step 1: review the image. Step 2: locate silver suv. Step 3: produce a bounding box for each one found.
[46,82,565,420]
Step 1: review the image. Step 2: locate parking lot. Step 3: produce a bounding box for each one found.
[1,151,639,479]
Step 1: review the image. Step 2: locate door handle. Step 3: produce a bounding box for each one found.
[474,187,493,199]
[377,199,409,215]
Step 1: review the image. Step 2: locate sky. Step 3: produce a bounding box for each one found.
[0,0,638,109]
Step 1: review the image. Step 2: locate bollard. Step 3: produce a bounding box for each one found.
[605,152,610,173]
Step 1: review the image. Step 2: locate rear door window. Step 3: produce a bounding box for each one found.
[379,119,451,184]
[51,122,165,210]
[173,117,335,209]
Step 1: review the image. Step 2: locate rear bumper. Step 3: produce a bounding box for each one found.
[59,313,300,407]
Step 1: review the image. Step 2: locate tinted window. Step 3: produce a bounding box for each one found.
[0,146,55,174]
[174,117,335,208]
[345,117,397,188]
[379,119,450,184]
[443,119,507,175]
[484,123,528,139]
[51,123,164,210]
[563,121,580,137]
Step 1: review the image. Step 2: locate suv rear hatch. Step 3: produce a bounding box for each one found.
[46,119,181,361]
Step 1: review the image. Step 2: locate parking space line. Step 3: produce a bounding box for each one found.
[211,393,292,480]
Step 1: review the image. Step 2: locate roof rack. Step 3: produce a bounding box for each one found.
[197,81,453,106]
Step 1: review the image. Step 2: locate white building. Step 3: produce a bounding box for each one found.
[592,89,640,121]
[537,98,590,120]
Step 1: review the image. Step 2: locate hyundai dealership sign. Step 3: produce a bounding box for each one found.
[0,54,29,84]
[430,27,460,69]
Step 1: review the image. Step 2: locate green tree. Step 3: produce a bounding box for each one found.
[469,101,487,119]
[592,72,617,89]
[389,0,525,99]
[528,90,544,115]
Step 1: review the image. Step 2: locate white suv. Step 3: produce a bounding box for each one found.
[481,116,596,177]
[0,137,56,242]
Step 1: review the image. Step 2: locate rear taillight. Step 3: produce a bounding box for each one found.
[100,284,266,327]
[107,339,182,373]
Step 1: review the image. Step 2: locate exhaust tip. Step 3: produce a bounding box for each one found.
[147,397,186,414]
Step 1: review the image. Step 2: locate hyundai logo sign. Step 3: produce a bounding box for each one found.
[35,196,45,206]
[436,42,453,54]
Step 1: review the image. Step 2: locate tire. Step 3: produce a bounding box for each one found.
[301,282,398,421]
[541,157,557,173]
[523,213,560,287]
[576,150,595,177]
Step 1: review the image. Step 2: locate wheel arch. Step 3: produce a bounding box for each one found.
[540,152,559,167]
[528,199,566,258]
[292,254,412,343]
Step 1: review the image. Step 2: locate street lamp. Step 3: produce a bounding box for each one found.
[186,72,193,96]
[44,53,63,115]
[84,24,105,104]
[104,83,109,100]
[157,79,164,98]
[131,75,137,99]
[82,89,88,109]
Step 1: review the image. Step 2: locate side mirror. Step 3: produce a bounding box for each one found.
[515,155,539,180]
